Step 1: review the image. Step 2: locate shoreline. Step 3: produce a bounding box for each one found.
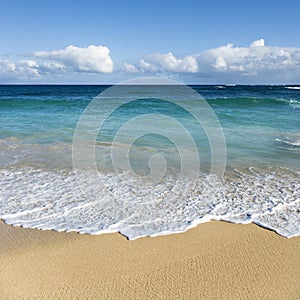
[1,217,296,241]
[1,219,299,299]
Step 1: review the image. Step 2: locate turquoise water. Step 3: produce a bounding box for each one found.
[0,85,299,169]
[0,84,299,239]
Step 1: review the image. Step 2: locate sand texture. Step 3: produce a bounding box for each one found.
[0,220,299,299]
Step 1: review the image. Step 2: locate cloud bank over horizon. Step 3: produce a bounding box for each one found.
[1,39,300,84]
[0,45,114,82]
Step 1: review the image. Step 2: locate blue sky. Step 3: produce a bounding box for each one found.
[1,0,300,84]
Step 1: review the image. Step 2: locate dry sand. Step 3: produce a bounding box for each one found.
[0,220,299,299]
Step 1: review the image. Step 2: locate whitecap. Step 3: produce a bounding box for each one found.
[285,86,300,90]
[276,138,300,147]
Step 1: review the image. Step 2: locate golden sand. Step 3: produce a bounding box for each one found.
[0,220,299,299]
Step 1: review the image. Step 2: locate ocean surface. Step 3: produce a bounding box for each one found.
[0,84,299,239]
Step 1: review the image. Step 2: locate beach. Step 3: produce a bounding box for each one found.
[2,0,300,298]
[0,85,299,298]
[1,220,299,299]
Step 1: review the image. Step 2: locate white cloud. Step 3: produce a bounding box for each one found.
[1,39,300,83]
[34,45,113,73]
[139,52,198,73]
[0,45,113,81]
[123,63,139,73]
[124,38,300,82]
[0,59,40,79]
[139,59,158,72]
[214,56,227,70]
[195,39,300,80]
[250,39,265,47]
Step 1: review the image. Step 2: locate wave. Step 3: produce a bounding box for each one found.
[276,138,300,147]
[288,99,300,109]
[207,96,295,106]
[0,166,299,240]
[285,86,300,90]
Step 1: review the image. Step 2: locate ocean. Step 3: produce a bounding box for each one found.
[0,83,299,239]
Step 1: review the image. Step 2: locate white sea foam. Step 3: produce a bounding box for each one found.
[288,99,300,109]
[285,86,300,90]
[0,167,299,239]
[276,138,300,147]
